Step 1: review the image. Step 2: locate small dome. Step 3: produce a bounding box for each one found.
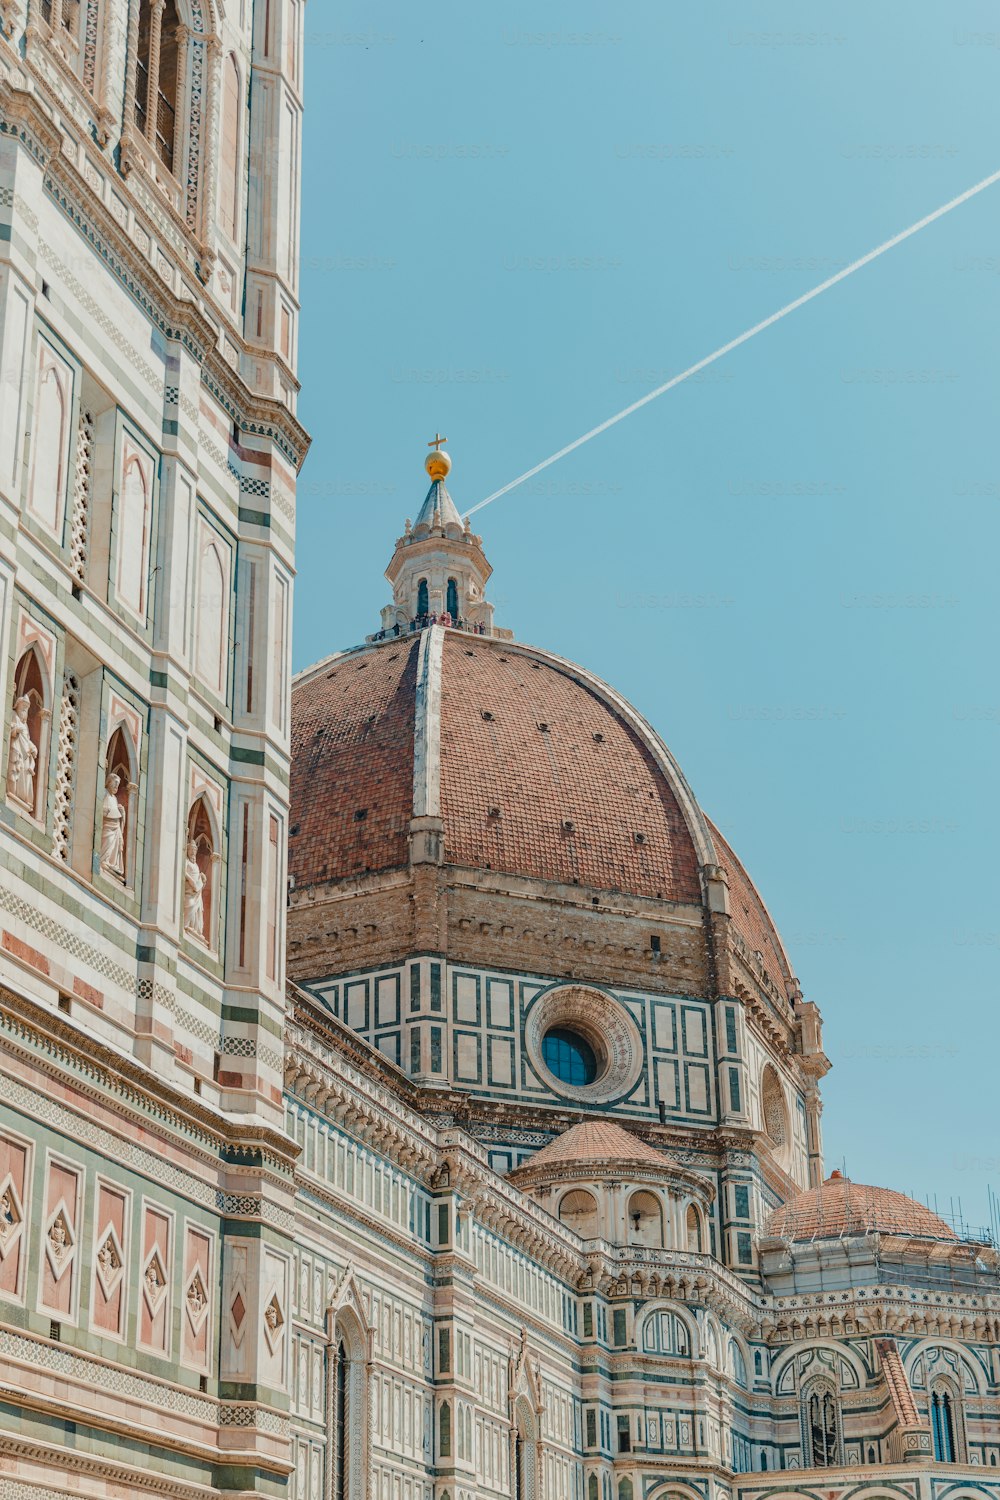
[764,1171,956,1243]
[508,1119,668,1179]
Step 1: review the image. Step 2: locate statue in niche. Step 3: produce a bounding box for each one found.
[184,839,207,938]
[6,695,37,809]
[99,771,126,878]
[48,1215,68,1262]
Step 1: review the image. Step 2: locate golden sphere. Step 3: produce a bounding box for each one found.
[425,449,452,482]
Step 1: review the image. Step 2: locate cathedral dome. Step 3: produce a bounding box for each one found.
[291,627,792,981]
[289,442,799,1006]
[764,1171,957,1243]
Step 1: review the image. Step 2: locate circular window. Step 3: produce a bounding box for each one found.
[524,985,644,1105]
[543,1027,598,1087]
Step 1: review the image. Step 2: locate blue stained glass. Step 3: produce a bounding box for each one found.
[543,1027,598,1087]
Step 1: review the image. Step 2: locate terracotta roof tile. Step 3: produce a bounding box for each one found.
[439,635,701,902]
[290,640,419,888]
[876,1340,921,1427]
[511,1119,668,1174]
[765,1171,956,1242]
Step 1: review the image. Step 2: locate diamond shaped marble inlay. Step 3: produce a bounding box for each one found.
[95,1224,124,1297]
[263,1291,285,1353]
[44,1202,76,1281]
[142,1247,168,1314]
[186,1268,209,1334]
[231,1290,246,1329]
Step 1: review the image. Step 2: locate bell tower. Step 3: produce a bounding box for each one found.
[377,437,507,637]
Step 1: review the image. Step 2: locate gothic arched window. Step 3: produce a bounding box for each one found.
[686,1203,704,1253]
[135,0,183,172]
[931,1380,959,1463]
[416,578,429,619]
[802,1379,840,1467]
[328,1314,367,1499]
[446,576,459,619]
[513,1396,538,1500]
[334,1339,347,1498]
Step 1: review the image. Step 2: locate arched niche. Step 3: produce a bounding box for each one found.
[99,725,136,884]
[558,1188,599,1240]
[685,1202,705,1253]
[185,795,219,948]
[628,1189,663,1248]
[7,647,50,820]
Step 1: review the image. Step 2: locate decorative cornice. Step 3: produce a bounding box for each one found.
[0,981,297,1171]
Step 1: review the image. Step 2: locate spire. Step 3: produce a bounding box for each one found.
[371,437,511,642]
[415,436,463,531]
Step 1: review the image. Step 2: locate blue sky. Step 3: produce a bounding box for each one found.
[295,1,1000,1232]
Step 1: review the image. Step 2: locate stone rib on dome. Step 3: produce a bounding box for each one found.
[708,819,793,997]
[764,1171,957,1243]
[511,1119,667,1175]
[290,629,707,902]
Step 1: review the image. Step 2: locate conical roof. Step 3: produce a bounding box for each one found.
[414,479,462,531]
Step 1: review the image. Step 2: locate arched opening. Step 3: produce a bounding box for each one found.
[685,1203,704,1253]
[135,0,182,171]
[219,54,241,240]
[931,1378,960,1463]
[641,1307,690,1356]
[185,797,217,947]
[416,578,429,620]
[628,1190,663,1248]
[761,1063,788,1150]
[558,1189,599,1239]
[327,1311,368,1499]
[446,577,459,620]
[334,1338,347,1498]
[513,1395,538,1500]
[587,1477,598,1500]
[100,727,134,883]
[729,1338,748,1388]
[7,649,47,819]
[802,1378,840,1467]
[618,1481,634,1500]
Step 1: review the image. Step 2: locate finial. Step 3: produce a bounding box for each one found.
[425,432,452,483]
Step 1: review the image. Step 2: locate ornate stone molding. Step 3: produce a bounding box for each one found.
[523,983,645,1106]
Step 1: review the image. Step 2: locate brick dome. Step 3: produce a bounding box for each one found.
[291,630,713,899]
[764,1171,957,1243]
[289,626,794,993]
